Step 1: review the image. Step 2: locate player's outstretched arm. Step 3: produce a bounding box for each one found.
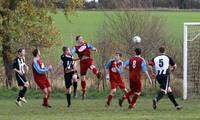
[87,43,97,52]
[71,47,77,56]
[73,58,80,61]
[144,71,152,85]
[105,60,112,80]
[123,60,129,70]
[141,60,152,85]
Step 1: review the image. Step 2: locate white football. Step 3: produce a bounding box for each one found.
[132,36,141,43]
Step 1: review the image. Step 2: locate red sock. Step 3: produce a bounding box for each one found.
[130,95,139,107]
[43,96,48,106]
[124,92,131,104]
[47,93,50,98]
[107,95,113,104]
[81,81,86,95]
[92,67,99,76]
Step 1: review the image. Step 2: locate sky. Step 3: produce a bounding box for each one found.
[85,0,99,2]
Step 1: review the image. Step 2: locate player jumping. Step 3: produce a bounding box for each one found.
[13,48,29,107]
[32,48,53,108]
[148,46,182,110]
[119,48,152,109]
[61,46,79,107]
[105,52,129,106]
[71,35,102,99]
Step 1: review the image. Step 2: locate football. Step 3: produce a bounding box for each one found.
[132,36,141,43]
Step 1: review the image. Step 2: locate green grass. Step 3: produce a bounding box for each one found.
[48,11,200,63]
[48,11,105,62]
[0,87,158,100]
[0,98,199,120]
[151,11,200,45]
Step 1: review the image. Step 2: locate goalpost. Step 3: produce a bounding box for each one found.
[183,22,200,100]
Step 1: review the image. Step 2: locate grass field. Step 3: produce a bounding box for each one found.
[51,11,200,46]
[0,98,199,120]
[48,11,200,63]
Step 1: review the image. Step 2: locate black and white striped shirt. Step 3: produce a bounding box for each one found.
[61,54,75,71]
[13,57,26,74]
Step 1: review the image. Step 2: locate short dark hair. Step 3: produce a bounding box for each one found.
[32,48,39,57]
[159,46,165,53]
[62,46,68,52]
[17,48,25,54]
[116,52,122,57]
[76,35,81,41]
[135,48,142,55]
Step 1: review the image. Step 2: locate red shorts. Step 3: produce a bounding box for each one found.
[130,80,142,93]
[110,80,126,90]
[34,76,50,90]
[80,58,94,76]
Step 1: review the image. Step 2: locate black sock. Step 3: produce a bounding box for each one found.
[17,96,21,101]
[66,94,71,106]
[167,92,179,107]
[73,82,78,96]
[155,91,165,102]
[21,87,27,98]
[17,89,23,101]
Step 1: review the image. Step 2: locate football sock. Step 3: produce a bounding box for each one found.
[122,92,131,104]
[73,82,78,96]
[155,91,165,102]
[130,95,139,107]
[21,87,27,97]
[66,94,71,106]
[107,95,113,104]
[92,67,99,76]
[43,96,48,106]
[81,81,86,95]
[167,92,179,107]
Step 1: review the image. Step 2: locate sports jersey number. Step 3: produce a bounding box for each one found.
[78,45,87,52]
[159,59,164,67]
[111,67,117,72]
[132,60,137,69]
[66,61,74,70]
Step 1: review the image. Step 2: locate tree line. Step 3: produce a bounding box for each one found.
[85,0,200,9]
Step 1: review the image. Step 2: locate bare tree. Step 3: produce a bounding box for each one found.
[95,11,180,91]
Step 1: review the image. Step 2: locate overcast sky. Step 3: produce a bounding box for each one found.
[85,0,99,2]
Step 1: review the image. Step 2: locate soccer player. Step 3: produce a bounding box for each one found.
[32,48,53,108]
[71,35,102,99]
[105,52,129,106]
[61,46,79,107]
[148,46,182,110]
[120,48,152,109]
[13,48,29,107]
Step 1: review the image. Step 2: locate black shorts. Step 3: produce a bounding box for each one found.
[16,73,27,86]
[64,72,75,89]
[156,75,170,90]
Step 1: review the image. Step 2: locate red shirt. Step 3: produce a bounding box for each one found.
[75,43,91,59]
[32,58,48,81]
[108,60,123,83]
[129,56,144,81]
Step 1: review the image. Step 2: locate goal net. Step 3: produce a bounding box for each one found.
[183,22,200,100]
